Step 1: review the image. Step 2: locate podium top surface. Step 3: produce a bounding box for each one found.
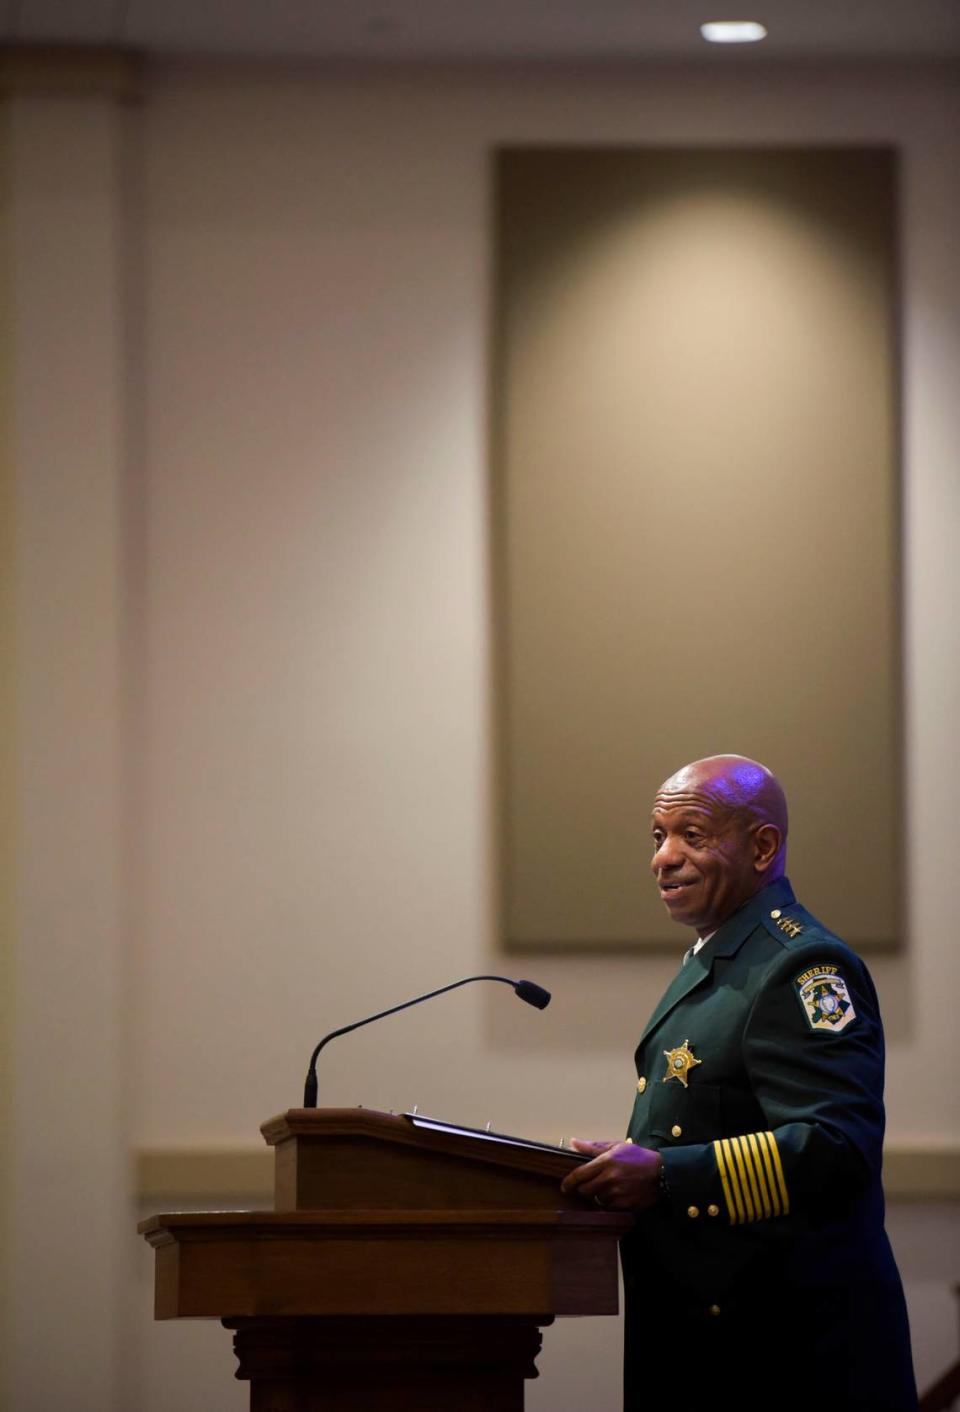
[261,1107,587,1179]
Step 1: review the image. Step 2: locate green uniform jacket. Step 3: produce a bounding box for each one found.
[621,875,916,1411]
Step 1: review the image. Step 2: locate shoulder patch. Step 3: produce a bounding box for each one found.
[794,965,857,1033]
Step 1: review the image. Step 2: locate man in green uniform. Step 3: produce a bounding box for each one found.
[561,754,916,1411]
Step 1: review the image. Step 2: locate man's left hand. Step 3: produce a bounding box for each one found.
[560,1138,663,1210]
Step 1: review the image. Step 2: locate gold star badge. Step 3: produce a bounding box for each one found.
[663,1040,701,1088]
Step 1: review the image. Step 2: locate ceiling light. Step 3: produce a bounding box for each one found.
[700,21,768,44]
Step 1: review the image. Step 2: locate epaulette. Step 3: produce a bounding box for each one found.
[760,903,807,945]
[760,903,848,956]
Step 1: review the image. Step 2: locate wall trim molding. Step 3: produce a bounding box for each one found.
[0,45,141,99]
[137,1146,274,1201]
[135,1141,960,1203]
[882,1145,960,1201]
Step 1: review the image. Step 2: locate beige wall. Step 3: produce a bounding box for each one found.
[0,100,15,1387]
[2,57,959,1411]
[2,76,129,1409]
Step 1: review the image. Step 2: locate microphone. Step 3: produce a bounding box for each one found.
[302,973,551,1107]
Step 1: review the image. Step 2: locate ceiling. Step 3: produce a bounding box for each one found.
[2,0,960,65]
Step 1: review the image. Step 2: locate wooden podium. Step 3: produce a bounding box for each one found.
[139,1108,632,1410]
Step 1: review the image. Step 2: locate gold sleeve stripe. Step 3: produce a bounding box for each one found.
[755,1130,783,1218]
[713,1132,791,1224]
[738,1133,768,1220]
[745,1131,773,1219]
[717,1135,745,1225]
[763,1129,790,1215]
[723,1138,750,1224]
[728,1136,757,1222]
[727,1136,751,1221]
[714,1139,739,1224]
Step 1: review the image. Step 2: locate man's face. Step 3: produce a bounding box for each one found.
[650,788,761,936]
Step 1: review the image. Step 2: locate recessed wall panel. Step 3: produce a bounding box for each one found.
[494,147,900,950]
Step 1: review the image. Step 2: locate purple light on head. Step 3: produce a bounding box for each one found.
[710,761,768,808]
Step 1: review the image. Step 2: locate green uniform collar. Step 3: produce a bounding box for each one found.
[637,876,796,1049]
[706,875,796,961]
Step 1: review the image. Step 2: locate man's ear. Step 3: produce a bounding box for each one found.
[753,823,782,874]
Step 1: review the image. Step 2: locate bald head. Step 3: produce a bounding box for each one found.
[651,755,788,935]
[657,755,788,851]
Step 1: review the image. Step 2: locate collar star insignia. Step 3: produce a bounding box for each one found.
[662,1039,701,1088]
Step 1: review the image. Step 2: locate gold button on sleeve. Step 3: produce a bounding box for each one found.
[671,1124,682,1138]
[637,1077,647,1094]
[770,909,781,919]
[687,1205,699,1219]
[707,1204,720,1217]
